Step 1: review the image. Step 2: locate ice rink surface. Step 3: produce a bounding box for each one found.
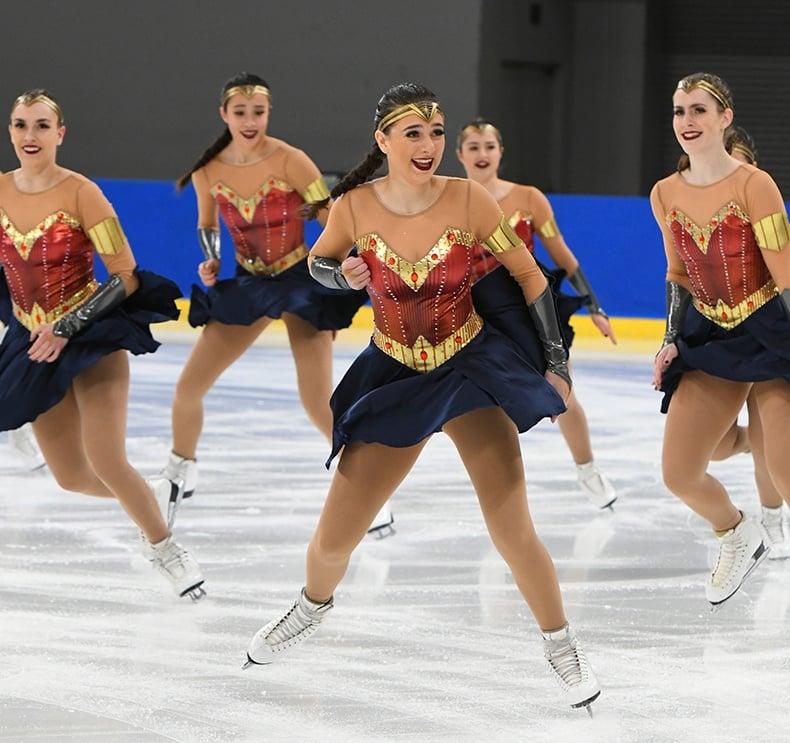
[1,331,788,743]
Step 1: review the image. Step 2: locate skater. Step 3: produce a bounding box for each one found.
[710,126,789,558]
[245,82,601,711]
[651,72,790,605]
[456,118,617,509]
[0,89,204,600]
[155,72,367,524]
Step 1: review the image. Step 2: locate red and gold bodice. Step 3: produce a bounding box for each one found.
[358,228,482,371]
[666,202,775,328]
[0,173,133,330]
[213,179,307,275]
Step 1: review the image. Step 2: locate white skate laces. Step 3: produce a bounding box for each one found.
[141,534,206,602]
[576,461,617,509]
[707,515,769,605]
[160,452,198,500]
[542,624,601,710]
[760,506,789,560]
[244,588,334,667]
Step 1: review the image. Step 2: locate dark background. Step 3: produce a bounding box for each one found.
[1,0,788,195]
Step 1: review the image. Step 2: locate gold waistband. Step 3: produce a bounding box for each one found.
[373,311,483,372]
[12,280,100,331]
[695,282,777,329]
[237,243,308,276]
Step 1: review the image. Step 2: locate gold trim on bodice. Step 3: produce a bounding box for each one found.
[13,279,99,331]
[237,243,308,276]
[507,210,531,229]
[358,228,476,291]
[87,216,126,255]
[695,281,778,330]
[666,202,748,254]
[0,209,82,260]
[212,178,295,224]
[752,212,790,252]
[373,311,483,372]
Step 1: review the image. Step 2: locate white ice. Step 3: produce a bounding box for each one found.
[1,330,788,743]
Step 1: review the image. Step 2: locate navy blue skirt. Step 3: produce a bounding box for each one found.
[660,295,790,413]
[471,265,579,371]
[0,270,181,431]
[327,323,566,466]
[188,260,368,331]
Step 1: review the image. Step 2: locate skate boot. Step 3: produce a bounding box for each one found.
[706,515,769,606]
[760,505,790,560]
[141,533,206,601]
[160,452,198,501]
[244,588,333,667]
[542,623,601,711]
[576,461,617,509]
[367,501,395,539]
[8,424,46,471]
[147,477,184,531]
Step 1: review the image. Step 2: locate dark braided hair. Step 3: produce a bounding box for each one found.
[176,72,271,191]
[675,72,733,173]
[303,82,440,219]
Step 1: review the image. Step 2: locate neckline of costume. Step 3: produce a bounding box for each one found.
[369,177,448,217]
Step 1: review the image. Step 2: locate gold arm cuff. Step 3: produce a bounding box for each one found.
[537,217,560,240]
[695,281,778,330]
[753,212,790,253]
[482,217,521,253]
[88,217,127,255]
[237,243,308,276]
[373,312,483,372]
[300,177,330,203]
[12,280,100,331]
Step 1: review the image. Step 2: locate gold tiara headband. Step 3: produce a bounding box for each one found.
[11,93,63,124]
[222,84,271,106]
[676,79,731,110]
[459,122,501,143]
[377,102,442,132]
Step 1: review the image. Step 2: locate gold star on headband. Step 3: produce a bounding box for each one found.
[676,79,731,110]
[377,102,443,131]
[222,85,271,106]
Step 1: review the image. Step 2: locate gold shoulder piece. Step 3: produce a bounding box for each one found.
[482,217,521,253]
[753,212,790,252]
[300,177,330,204]
[537,217,560,240]
[87,217,127,255]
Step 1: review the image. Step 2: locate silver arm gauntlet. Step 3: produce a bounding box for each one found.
[53,274,127,339]
[309,256,351,290]
[197,228,220,261]
[781,288,790,318]
[663,280,692,346]
[527,285,572,388]
[568,265,607,317]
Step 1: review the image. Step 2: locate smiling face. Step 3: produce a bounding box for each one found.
[374,113,446,182]
[456,128,503,184]
[220,92,271,148]
[672,87,732,158]
[8,100,65,166]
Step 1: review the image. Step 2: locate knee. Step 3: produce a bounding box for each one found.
[50,468,98,495]
[662,460,696,496]
[309,529,356,565]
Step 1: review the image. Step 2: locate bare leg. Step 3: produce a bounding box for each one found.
[745,391,783,508]
[171,317,271,459]
[305,439,428,602]
[711,421,750,461]
[662,371,749,530]
[443,407,566,631]
[283,313,335,442]
[556,390,594,465]
[751,379,790,509]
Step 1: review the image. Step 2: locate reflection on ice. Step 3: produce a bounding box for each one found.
[0,337,788,742]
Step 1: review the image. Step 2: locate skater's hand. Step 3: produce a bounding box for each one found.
[198,258,220,286]
[28,322,68,363]
[653,342,678,390]
[546,370,571,421]
[341,255,370,290]
[590,313,617,345]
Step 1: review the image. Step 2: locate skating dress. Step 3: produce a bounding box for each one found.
[0,171,180,430]
[471,185,582,364]
[319,177,566,464]
[187,139,367,329]
[650,164,790,411]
